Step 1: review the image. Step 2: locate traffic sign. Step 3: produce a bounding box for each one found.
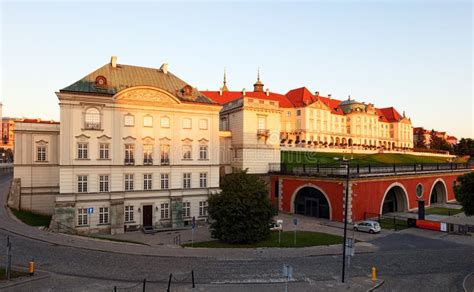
[191,216,196,230]
[293,218,298,226]
[87,207,94,214]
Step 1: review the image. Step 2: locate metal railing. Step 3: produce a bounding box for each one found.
[50,219,78,235]
[269,162,474,178]
[124,158,135,165]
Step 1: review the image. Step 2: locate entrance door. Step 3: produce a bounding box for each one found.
[305,198,319,217]
[142,205,153,227]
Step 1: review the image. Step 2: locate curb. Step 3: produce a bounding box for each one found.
[367,279,385,291]
[463,272,474,292]
[0,270,50,289]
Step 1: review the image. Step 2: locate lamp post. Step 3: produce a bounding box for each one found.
[334,157,350,283]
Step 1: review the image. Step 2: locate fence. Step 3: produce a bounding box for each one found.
[269,162,474,178]
[111,271,195,292]
[363,212,410,231]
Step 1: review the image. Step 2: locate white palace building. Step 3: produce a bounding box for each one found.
[11,57,418,234]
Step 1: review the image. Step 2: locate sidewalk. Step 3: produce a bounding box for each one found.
[0,174,377,260]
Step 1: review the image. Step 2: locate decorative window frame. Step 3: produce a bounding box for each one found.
[124,113,135,127]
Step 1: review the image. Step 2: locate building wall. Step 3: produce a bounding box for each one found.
[56,87,221,234]
[272,170,469,222]
[13,122,60,215]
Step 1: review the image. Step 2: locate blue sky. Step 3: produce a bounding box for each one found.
[1,1,472,137]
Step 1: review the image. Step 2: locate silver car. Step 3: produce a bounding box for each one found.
[353,220,381,234]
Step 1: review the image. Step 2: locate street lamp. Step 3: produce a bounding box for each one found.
[334,156,350,283]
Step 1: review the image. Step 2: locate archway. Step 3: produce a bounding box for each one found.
[381,185,408,214]
[293,186,330,219]
[348,138,353,146]
[430,180,447,204]
[335,137,340,146]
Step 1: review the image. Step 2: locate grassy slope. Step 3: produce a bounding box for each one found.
[10,208,52,227]
[282,151,460,166]
[0,268,28,281]
[183,231,343,248]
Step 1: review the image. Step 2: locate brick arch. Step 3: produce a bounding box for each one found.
[290,183,333,220]
[379,182,410,214]
[428,178,448,205]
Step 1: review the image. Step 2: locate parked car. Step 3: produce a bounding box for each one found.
[270,219,283,231]
[353,220,381,234]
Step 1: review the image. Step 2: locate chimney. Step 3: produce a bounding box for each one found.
[328,94,332,99]
[265,88,270,97]
[219,89,223,96]
[314,91,319,97]
[110,56,117,68]
[160,63,169,74]
[242,88,246,96]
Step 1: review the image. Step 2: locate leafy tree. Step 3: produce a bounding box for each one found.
[208,170,276,244]
[454,172,474,216]
[454,138,474,157]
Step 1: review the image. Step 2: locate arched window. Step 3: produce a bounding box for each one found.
[85,108,101,129]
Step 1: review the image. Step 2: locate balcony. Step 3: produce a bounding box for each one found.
[160,158,170,165]
[257,129,270,138]
[143,158,153,165]
[84,122,101,130]
[124,158,135,165]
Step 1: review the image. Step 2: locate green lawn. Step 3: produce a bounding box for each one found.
[425,207,464,216]
[10,208,51,227]
[379,218,410,230]
[282,151,456,167]
[182,231,343,248]
[0,267,28,281]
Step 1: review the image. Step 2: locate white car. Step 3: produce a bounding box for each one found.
[270,219,283,231]
[353,220,381,234]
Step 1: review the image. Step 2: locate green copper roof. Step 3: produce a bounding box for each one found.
[60,63,216,104]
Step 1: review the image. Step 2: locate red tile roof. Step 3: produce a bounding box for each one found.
[204,86,406,121]
[201,90,294,108]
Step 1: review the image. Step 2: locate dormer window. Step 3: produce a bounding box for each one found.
[84,108,101,130]
[95,76,107,87]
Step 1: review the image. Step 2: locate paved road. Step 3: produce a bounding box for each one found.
[1,173,473,291]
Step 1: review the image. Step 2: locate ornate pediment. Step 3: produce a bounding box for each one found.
[35,139,49,145]
[142,136,155,143]
[97,134,112,141]
[75,134,90,142]
[115,87,180,105]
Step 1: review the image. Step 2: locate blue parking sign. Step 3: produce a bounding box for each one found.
[87,207,94,214]
[293,218,298,226]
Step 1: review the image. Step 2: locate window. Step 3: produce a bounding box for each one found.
[125,206,134,222]
[143,174,152,190]
[199,172,207,188]
[99,207,109,224]
[99,175,109,192]
[124,174,134,191]
[125,144,134,164]
[77,208,88,226]
[77,143,88,159]
[287,111,291,117]
[85,108,101,129]
[77,175,88,193]
[143,116,153,127]
[160,173,169,189]
[160,116,170,128]
[160,144,170,165]
[182,145,192,160]
[161,203,169,219]
[182,118,192,129]
[99,143,109,159]
[143,144,153,165]
[257,116,266,130]
[37,146,46,161]
[124,114,135,126]
[199,201,208,217]
[199,119,208,130]
[183,173,191,189]
[296,109,301,116]
[199,145,208,160]
[183,201,191,218]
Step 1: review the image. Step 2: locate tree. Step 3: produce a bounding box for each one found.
[208,170,276,244]
[454,172,474,216]
[454,138,474,157]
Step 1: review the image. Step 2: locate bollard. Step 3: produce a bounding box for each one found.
[28,259,35,276]
[371,266,377,282]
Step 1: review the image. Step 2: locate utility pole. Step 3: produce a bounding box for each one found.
[5,235,11,281]
[341,160,350,283]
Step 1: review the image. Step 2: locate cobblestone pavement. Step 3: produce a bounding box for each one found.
[1,173,473,291]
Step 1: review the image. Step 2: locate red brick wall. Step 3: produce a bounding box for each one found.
[271,171,469,222]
